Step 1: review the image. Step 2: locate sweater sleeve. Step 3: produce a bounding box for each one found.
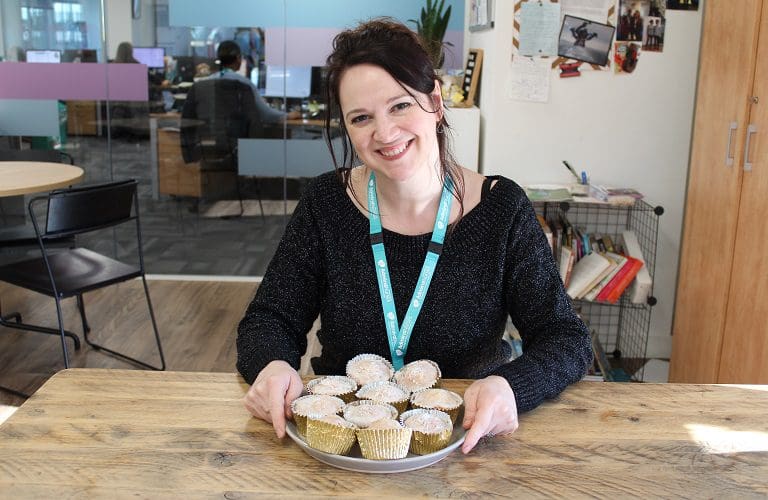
[236,186,325,384]
[490,194,593,412]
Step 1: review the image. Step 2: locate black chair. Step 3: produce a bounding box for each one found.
[0,148,75,165]
[0,179,165,371]
[180,78,264,218]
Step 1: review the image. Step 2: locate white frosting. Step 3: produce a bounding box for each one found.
[291,395,344,417]
[347,357,394,386]
[394,360,439,391]
[317,414,357,429]
[344,404,396,428]
[366,418,403,430]
[308,376,356,395]
[357,382,408,402]
[411,389,462,409]
[404,412,451,434]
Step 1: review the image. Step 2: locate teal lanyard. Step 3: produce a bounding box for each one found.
[367,171,453,370]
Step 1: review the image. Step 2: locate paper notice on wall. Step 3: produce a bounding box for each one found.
[508,57,551,103]
[518,1,561,56]
[561,0,613,22]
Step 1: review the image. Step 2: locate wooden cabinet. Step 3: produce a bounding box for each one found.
[670,1,768,383]
[154,114,233,199]
[66,101,98,136]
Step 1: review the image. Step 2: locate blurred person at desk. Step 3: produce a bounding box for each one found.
[237,19,592,453]
[206,40,299,124]
[110,42,158,139]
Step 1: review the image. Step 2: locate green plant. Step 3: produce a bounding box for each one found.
[409,0,453,69]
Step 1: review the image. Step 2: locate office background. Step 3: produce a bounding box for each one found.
[0,0,705,361]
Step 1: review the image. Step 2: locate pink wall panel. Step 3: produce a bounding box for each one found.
[0,63,149,101]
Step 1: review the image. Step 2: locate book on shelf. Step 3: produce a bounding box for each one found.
[566,252,612,299]
[558,245,575,288]
[595,255,644,304]
[536,215,553,252]
[620,230,653,304]
[525,185,572,202]
[589,185,644,205]
[590,331,631,382]
[582,251,628,301]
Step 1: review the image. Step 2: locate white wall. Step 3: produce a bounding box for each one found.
[105,0,133,59]
[468,1,704,359]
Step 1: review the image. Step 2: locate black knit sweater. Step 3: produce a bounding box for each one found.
[236,171,592,413]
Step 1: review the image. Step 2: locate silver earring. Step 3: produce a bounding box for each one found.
[436,123,445,134]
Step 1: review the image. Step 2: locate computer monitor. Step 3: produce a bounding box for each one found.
[26,50,61,63]
[263,65,312,98]
[310,66,328,99]
[62,49,98,63]
[133,47,165,68]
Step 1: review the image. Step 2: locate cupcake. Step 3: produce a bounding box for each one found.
[355,381,410,414]
[400,409,453,455]
[306,375,358,403]
[393,359,441,392]
[346,354,394,386]
[356,418,412,460]
[410,388,464,423]
[342,400,398,429]
[305,414,358,455]
[290,394,345,436]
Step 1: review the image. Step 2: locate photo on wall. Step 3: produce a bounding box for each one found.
[614,41,642,74]
[666,0,698,10]
[645,0,666,51]
[557,15,615,67]
[617,0,650,42]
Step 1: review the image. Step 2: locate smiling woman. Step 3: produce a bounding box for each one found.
[237,18,592,455]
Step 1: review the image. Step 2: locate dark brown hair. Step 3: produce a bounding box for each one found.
[323,18,465,220]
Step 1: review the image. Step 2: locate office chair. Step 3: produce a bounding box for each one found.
[0,148,75,165]
[180,78,264,218]
[0,179,166,371]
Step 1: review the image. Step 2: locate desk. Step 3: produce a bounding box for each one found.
[1,369,766,497]
[0,161,84,197]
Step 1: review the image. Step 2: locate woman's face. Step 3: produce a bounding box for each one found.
[339,64,442,183]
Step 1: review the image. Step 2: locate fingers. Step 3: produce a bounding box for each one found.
[284,372,304,419]
[461,400,495,454]
[267,375,290,438]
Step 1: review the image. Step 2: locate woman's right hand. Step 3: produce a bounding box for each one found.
[243,360,304,438]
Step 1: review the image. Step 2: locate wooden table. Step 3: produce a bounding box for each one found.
[1,369,766,498]
[0,161,84,197]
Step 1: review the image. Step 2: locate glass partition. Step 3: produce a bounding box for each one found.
[1,0,464,276]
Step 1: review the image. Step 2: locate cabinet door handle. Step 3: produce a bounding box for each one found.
[726,121,738,167]
[744,124,757,172]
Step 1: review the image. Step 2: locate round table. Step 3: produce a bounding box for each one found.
[0,161,85,197]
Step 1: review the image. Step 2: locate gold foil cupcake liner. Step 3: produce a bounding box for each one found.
[410,389,464,424]
[400,409,453,455]
[305,376,358,403]
[356,427,413,460]
[305,417,358,455]
[290,395,345,436]
[342,400,399,428]
[355,381,411,415]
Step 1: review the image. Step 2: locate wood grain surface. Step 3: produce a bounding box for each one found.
[1,369,767,498]
[0,162,84,197]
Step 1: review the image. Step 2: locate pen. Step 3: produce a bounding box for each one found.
[562,161,580,182]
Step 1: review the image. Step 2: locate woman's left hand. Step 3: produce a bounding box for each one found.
[461,375,518,454]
